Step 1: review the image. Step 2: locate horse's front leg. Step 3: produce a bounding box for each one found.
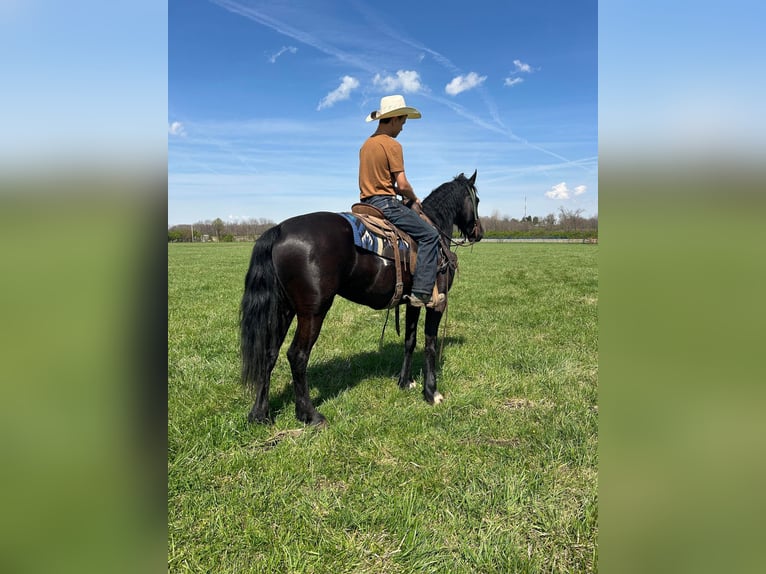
[398,305,421,390]
[422,308,444,404]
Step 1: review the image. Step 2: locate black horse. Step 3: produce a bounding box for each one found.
[240,171,483,425]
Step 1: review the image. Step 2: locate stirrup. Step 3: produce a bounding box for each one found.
[407,292,445,309]
[427,293,446,308]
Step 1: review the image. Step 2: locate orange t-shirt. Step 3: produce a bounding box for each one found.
[358,134,404,199]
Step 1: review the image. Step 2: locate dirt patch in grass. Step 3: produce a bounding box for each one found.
[501,397,555,410]
[460,437,521,448]
[502,397,535,410]
[250,428,305,451]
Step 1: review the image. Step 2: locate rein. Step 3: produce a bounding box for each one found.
[424,181,480,361]
[378,179,480,355]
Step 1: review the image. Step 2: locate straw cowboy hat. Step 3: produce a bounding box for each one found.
[365,95,422,122]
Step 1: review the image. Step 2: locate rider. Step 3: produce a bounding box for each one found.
[358,95,443,308]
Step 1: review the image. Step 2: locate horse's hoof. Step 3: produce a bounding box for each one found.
[429,392,445,405]
[399,379,417,390]
[308,412,328,428]
[247,410,272,425]
[298,410,328,428]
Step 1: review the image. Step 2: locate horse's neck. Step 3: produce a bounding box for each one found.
[421,206,450,237]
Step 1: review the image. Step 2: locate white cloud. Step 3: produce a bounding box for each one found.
[545,182,587,200]
[317,76,360,110]
[513,59,532,73]
[269,45,297,63]
[545,182,570,199]
[373,70,423,93]
[505,59,535,87]
[445,72,487,96]
[168,121,186,136]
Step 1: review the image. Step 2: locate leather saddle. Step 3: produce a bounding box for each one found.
[347,202,450,309]
[350,204,418,267]
[346,203,414,308]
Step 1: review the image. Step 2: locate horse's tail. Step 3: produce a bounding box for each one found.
[240,225,289,394]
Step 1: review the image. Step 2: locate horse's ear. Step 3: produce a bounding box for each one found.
[469,170,477,185]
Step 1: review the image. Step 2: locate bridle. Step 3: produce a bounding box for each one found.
[465,184,481,242]
[443,183,481,248]
[409,180,481,253]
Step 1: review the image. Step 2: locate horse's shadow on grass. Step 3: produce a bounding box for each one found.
[266,335,466,416]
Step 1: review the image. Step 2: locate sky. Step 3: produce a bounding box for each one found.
[0,1,166,170]
[168,0,598,226]
[599,0,765,164]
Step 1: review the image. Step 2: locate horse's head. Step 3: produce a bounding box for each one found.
[421,170,484,243]
[455,170,484,243]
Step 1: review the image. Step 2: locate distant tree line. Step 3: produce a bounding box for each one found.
[168,217,276,242]
[168,207,597,242]
[481,207,598,239]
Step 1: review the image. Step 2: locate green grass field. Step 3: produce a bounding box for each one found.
[168,242,598,573]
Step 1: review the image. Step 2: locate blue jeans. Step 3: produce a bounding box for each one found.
[362,195,440,296]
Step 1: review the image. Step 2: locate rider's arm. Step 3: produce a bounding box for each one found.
[392,171,420,204]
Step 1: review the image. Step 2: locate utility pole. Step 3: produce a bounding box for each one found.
[190,223,193,243]
[523,195,527,220]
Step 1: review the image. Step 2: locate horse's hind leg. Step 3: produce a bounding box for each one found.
[287,313,328,426]
[248,359,277,424]
[247,308,294,424]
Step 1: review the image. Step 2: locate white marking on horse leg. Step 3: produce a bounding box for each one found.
[407,380,417,389]
[433,391,444,404]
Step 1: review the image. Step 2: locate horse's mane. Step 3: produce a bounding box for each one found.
[422,173,473,233]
